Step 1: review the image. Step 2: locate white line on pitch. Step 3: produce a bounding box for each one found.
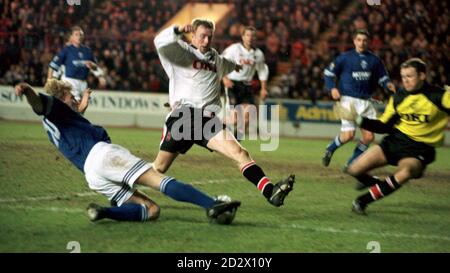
[2,205,450,242]
[0,192,97,203]
[275,223,450,242]
[5,205,83,213]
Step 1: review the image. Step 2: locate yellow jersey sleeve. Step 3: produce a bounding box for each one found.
[378,96,397,124]
[442,87,450,110]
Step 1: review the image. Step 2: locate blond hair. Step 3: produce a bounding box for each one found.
[44,79,72,99]
[191,18,215,32]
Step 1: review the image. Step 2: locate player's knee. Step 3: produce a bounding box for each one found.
[236,147,250,162]
[153,163,168,174]
[407,166,423,179]
[146,203,160,221]
[346,163,362,177]
[362,134,375,144]
[340,132,355,143]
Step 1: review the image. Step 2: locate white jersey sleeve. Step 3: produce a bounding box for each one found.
[154,26,197,67]
[255,50,269,81]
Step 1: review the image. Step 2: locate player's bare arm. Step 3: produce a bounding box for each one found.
[260,80,268,100]
[331,88,341,100]
[387,82,396,93]
[14,83,43,113]
[78,88,93,114]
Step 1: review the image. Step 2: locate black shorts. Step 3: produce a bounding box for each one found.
[379,130,436,167]
[160,107,225,154]
[227,81,255,105]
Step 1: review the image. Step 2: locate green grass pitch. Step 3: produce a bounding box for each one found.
[0,120,449,252]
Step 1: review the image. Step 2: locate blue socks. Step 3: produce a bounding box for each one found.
[103,203,148,222]
[326,135,342,154]
[160,177,215,209]
[327,136,369,167]
[100,177,217,222]
[347,141,369,166]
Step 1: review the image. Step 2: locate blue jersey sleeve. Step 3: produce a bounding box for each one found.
[88,48,97,63]
[36,93,77,122]
[324,55,343,91]
[374,58,391,89]
[49,47,67,71]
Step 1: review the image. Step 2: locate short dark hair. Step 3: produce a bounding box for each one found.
[242,26,256,36]
[401,58,427,74]
[353,29,370,39]
[192,19,215,32]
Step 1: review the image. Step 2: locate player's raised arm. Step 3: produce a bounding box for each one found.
[15,83,43,114]
[78,88,93,114]
[154,25,195,66]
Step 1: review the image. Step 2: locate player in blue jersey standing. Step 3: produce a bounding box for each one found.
[47,26,106,103]
[14,80,240,224]
[322,29,396,170]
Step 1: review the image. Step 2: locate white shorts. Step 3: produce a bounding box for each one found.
[61,76,87,102]
[340,96,377,132]
[84,142,152,207]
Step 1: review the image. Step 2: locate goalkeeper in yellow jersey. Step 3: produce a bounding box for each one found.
[334,58,450,215]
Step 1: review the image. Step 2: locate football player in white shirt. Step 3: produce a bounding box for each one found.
[154,19,295,207]
[222,26,269,140]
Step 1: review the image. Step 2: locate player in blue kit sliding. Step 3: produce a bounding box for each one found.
[14,79,240,224]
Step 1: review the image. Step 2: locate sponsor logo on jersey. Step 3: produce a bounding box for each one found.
[72,60,87,67]
[192,60,217,72]
[399,113,430,123]
[352,71,371,80]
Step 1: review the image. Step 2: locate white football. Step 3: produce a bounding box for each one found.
[214,195,237,225]
[216,195,232,203]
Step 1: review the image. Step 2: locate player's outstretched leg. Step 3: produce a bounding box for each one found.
[159,177,241,224]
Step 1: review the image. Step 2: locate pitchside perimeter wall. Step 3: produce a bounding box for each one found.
[1,85,449,145]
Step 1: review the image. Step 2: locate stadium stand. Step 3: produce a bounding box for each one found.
[1,0,448,101]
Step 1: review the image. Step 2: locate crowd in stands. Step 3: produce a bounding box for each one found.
[1,0,448,103]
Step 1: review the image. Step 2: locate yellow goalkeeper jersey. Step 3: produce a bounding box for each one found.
[379,83,450,146]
